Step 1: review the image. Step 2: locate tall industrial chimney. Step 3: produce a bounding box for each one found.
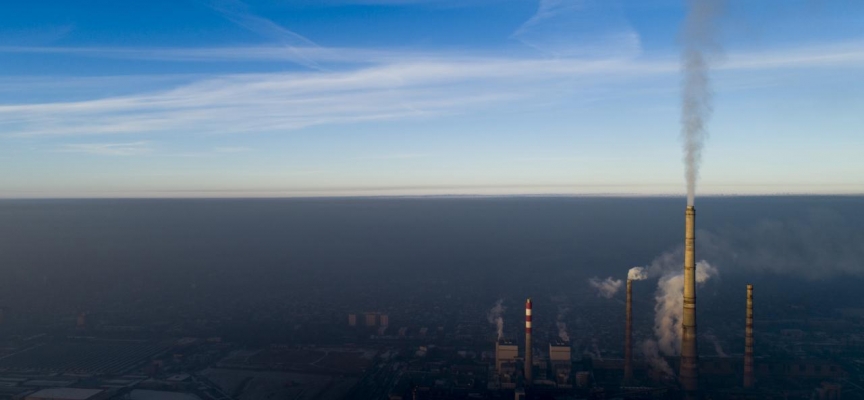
[744,284,754,389]
[680,205,699,396]
[525,298,533,384]
[624,279,633,383]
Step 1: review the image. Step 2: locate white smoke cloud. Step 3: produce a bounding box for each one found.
[583,338,603,361]
[627,248,687,283]
[487,299,505,340]
[641,339,674,377]
[653,261,718,356]
[680,0,725,206]
[556,305,570,343]
[588,277,623,299]
[628,266,648,281]
[697,209,864,280]
[704,332,727,357]
[557,322,569,343]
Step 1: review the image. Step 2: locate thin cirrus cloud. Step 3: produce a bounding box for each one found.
[214,146,253,153]
[0,56,655,137]
[512,0,641,58]
[56,141,152,156]
[0,45,415,65]
[1,40,863,139]
[1,0,863,142]
[207,0,325,69]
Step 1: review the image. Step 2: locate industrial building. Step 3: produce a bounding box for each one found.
[493,340,519,389]
[25,388,109,400]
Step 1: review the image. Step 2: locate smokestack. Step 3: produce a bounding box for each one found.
[744,284,754,388]
[525,298,533,384]
[624,279,633,383]
[680,206,699,396]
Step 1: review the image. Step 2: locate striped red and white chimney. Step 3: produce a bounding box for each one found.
[525,298,533,383]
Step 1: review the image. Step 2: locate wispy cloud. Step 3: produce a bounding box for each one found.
[1,40,862,138]
[0,56,652,137]
[208,0,324,69]
[214,146,253,153]
[0,45,408,65]
[0,24,74,46]
[57,141,152,156]
[355,153,430,160]
[512,0,641,58]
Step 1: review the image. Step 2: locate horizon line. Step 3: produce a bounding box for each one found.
[2,192,863,201]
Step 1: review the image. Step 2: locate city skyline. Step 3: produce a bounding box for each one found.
[1,0,863,198]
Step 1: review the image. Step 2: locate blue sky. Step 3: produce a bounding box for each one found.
[0,0,862,198]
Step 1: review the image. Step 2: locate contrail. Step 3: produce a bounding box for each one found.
[681,0,724,205]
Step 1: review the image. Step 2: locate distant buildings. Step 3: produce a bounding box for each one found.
[348,312,388,328]
[26,388,107,400]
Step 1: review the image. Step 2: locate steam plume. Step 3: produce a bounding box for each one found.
[557,322,569,343]
[653,261,717,355]
[704,332,727,357]
[583,338,603,361]
[487,299,505,340]
[641,339,674,376]
[680,0,724,205]
[628,266,648,281]
[588,277,623,299]
[557,306,570,342]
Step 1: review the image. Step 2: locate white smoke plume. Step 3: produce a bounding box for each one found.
[680,0,725,206]
[704,332,727,357]
[628,266,649,281]
[632,210,864,282]
[629,248,686,282]
[641,339,674,377]
[583,338,603,361]
[698,209,864,280]
[556,306,570,343]
[557,322,569,343]
[589,277,623,298]
[653,260,718,355]
[487,299,505,340]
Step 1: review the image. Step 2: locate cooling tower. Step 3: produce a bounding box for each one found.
[624,279,633,382]
[525,298,533,384]
[744,284,754,388]
[680,206,699,396]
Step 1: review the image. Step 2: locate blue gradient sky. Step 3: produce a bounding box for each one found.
[1,0,862,198]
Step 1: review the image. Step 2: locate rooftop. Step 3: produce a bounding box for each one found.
[26,388,104,400]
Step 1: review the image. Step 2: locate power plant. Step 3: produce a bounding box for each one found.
[680,205,699,397]
[472,250,858,400]
[495,339,519,389]
[470,204,856,400]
